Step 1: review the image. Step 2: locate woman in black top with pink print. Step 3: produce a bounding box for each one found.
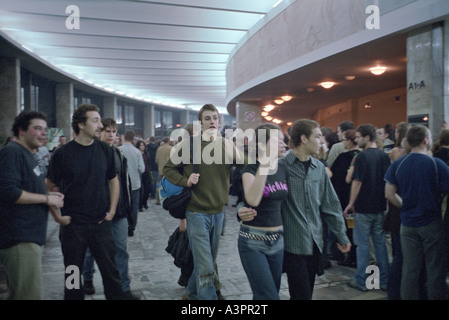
[237,123,288,300]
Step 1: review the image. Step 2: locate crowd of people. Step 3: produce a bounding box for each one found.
[0,104,449,301]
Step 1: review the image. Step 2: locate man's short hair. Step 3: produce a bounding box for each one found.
[339,121,355,132]
[72,104,100,135]
[407,125,430,148]
[101,118,118,131]
[198,104,219,123]
[124,130,135,142]
[12,111,48,137]
[357,124,377,142]
[290,119,319,147]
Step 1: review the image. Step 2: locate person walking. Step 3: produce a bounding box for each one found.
[0,111,64,299]
[279,119,351,300]
[163,104,241,300]
[237,123,288,300]
[155,137,173,205]
[46,104,124,300]
[119,130,145,236]
[344,124,390,292]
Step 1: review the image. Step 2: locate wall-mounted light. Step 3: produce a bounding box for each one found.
[281,95,292,102]
[261,111,269,117]
[265,116,273,121]
[287,122,293,126]
[364,102,371,109]
[370,66,387,75]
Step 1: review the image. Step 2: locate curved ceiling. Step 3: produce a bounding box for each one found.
[0,0,286,112]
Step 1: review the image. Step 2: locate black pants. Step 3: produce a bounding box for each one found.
[283,244,324,300]
[59,221,123,300]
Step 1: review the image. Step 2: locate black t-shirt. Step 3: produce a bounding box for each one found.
[47,139,116,224]
[0,142,49,248]
[433,148,449,165]
[352,148,390,213]
[242,161,288,228]
[330,149,360,209]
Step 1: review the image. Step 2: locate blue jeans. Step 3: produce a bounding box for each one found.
[83,217,130,292]
[353,212,389,289]
[129,188,140,232]
[185,210,224,300]
[238,224,284,300]
[401,219,447,299]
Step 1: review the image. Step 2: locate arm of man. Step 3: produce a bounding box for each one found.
[103,175,119,222]
[320,173,351,253]
[344,179,362,216]
[137,151,145,175]
[385,182,402,208]
[163,144,194,187]
[45,178,71,225]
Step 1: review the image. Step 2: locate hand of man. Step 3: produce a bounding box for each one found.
[48,192,64,209]
[337,242,351,254]
[187,173,200,187]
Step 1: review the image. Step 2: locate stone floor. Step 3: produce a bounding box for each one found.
[1,195,389,301]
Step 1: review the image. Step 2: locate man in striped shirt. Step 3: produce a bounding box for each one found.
[280,119,351,300]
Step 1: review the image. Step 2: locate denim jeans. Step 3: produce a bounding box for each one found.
[83,217,131,292]
[401,219,447,299]
[238,224,284,300]
[129,188,140,232]
[185,210,224,300]
[59,220,123,300]
[353,212,389,289]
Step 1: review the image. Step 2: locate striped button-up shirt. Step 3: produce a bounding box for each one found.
[280,151,349,255]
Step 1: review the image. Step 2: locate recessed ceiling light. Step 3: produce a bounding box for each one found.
[281,95,292,101]
[370,66,387,75]
[320,82,336,89]
[345,76,356,80]
[274,99,284,105]
[263,105,275,112]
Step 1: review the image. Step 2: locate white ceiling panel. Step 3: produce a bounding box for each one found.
[0,0,286,109]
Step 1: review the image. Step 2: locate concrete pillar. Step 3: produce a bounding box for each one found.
[55,82,74,140]
[0,58,20,139]
[236,101,263,132]
[407,22,449,138]
[103,96,117,120]
[143,104,155,138]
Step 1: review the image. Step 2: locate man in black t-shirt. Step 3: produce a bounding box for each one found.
[344,124,390,292]
[46,104,123,300]
[0,111,64,299]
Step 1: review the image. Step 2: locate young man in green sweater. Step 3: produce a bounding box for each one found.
[163,104,240,300]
